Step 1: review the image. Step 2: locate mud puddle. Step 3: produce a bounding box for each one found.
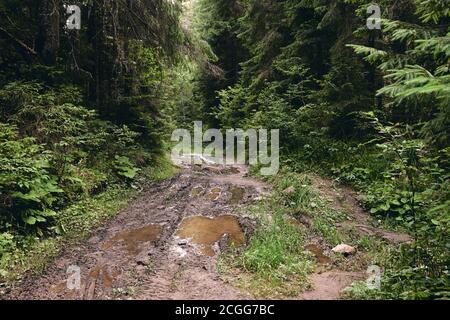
[175,215,245,256]
[102,224,163,254]
[228,186,245,204]
[305,244,331,265]
[6,161,266,300]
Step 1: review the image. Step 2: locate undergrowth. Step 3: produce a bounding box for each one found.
[0,155,177,286]
[220,168,396,298]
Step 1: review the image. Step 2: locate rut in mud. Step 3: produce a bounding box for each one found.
[7,163,268,300]
[6,161,410,300]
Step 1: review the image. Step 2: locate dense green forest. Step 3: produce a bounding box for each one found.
[0,0,186,279]
[0,0,449,300]
[188,0,449,299]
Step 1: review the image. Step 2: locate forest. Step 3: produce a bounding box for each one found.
[0,0,449,300]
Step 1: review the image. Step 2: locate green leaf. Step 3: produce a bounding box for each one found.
[431,219,440,226]
[23,216,37,225]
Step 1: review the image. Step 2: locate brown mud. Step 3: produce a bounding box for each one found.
[5,162,266,300]
[4,162,409,300]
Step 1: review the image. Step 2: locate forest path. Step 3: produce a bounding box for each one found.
[8,159,268,300]
[7,159,409,300]
[299,175,410,300]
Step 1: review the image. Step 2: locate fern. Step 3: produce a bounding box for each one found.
[346,44,388,64]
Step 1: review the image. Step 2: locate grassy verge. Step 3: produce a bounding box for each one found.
[219,168,397,298]
[0,155,178,286]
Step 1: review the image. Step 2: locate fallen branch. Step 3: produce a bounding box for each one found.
[0,26,37,55]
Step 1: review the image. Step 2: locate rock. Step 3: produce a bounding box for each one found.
[157,205,165,210]
[283,186,295,195]
[332,244,356,255]
[171,245,187,258]
[177,239,188,246]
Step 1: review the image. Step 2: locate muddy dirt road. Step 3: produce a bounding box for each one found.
[6,159,410,300]
[8,162,269,300]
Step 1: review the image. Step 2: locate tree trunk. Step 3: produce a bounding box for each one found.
[39,0,61,64]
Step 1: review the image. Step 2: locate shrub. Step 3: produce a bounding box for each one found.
[0,123,62,230]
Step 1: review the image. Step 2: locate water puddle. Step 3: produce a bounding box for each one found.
[175,215,245,256]
[228,186,245,204]
[305,244,331,264]
[207,187,221,201]
[102,224,162,254]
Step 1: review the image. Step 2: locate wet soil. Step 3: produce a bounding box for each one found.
[176,215,245,256]
[298,175,411,300]
[4,162,410,300]
[5,162,267,300]
[311,175,411,243]
[101,225,163,254]
[305,244,331,265]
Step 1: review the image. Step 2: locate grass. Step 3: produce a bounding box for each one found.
[140,153,180,183]
[0,155,178,286]
[219,167,400,298]
[223,211,314,297]
[0,186,134,285]
[219,170,329,297]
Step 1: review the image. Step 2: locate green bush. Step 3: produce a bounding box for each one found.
[0,82,144,236]
[0,123,62,229]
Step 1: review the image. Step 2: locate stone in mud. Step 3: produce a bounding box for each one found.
[171,245,187,258]
[332,244,356,255]
[283,186,295,194]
